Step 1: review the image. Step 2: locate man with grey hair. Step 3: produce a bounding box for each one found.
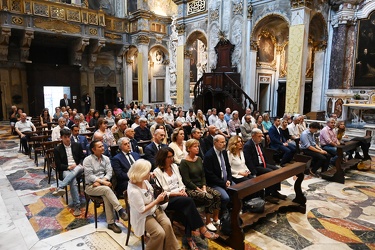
[241,108,255,124]
[144,128,167,170]
[319,118,339,164]
[215,112,230,138]
[113,119,127,142]
[287,115,301,140]
[150,115,165,135]
[63,111,74,128]
[134,117,152,141]
[243,128,286,204]
[15,112,36,154]
[111,137,140,195]
[125,128,139,153]
[204,125,218,151]
[52,117,69,141]
[240,114,256,142]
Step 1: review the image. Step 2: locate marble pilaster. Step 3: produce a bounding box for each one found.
[311,50,326,111]
[176,26,186,106]
[124,60,133,104]
[342,23,357,89]
[137,35,150,104]
[285,6,310,114]
[248,44,258,102]
[328,24,347,89]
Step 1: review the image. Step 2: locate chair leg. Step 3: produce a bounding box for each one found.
[65,187,68,204]
[126,223,132,246]
[84,195,90,218]
[141,235,145,250]
[94,202,98,229]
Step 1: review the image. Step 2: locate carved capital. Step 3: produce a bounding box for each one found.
[290,0,312,8]
[184,50,192,58]
[176,24,185,35]
[137,35,150,44]
[126,59,133,65]
[20,29,34,62]
[250,40,258,51]
[210,9,219,22]
[155,34,164,44]
[247,4,253,18]
[71,37,89,65]
[89,38,106,68]
[314,40,327,51]
[233,3,243,15]
[163,59,170,65]
[276,45,283,55]
[0,27,11,61]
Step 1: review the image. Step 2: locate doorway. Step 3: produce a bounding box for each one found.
[0,89,3,121]
[43,86,71,114]
[95,86,117,114]
[258,83,270,113]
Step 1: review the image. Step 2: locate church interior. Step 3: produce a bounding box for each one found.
[1,0,375,249]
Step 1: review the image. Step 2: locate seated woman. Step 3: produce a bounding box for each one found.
[336,121,371,160]
[227,135,252,183]
[89,110,100,128]
[180,139,221,232]
[127,159,179,250]
[104,110,115,127]
[168,128,187,165]
[228,110,241,135]
[40,108,52,128]
[154,147,218,249]
[95,118,116,146]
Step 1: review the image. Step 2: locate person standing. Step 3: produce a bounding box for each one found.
[84,93,91,115]
[116,92,124,110]
[83,140,128,234]
[60,94,72,108]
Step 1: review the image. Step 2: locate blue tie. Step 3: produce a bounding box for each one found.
[220,151,227,182]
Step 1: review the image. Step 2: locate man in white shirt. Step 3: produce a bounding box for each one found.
[224,108,231,124]
[241,108,255,124]
[287,115,301,140]
[208,108,218,126]
[15,113,36,154]
[52,117,69,141]
[163,107,174,137]
[215,112,230,138]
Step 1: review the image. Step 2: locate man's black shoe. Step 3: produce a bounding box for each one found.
[108,223,122,234]
[355,153,364,159]
[265,196,279,204]
[118,208,128,221]
[272,191,287,200]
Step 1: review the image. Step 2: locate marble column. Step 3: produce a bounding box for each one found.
[285,5,310,114]
[244,4,253,102]
[248,41,258,102]
[136,35,150,105]
[183,52,191,109]
[328,24,347,89]
[124,59,133,104]
[311,44,326,111]
[176,25,186,106]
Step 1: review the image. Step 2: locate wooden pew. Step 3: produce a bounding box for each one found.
[218,162,307,250]
[320,135,371,183]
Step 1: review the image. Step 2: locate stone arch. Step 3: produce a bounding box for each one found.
[251,14,290,43]
[186,30,208,82]
[309,13,328,43]
[357,2,375,19]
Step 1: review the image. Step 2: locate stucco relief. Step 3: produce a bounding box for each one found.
[168,17,178,90]
[208,0,220,10]
[222,0,231,32]
[209,23,219,70]
[231,18,243,73]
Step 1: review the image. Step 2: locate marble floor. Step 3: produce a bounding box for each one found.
[0,122,374,250]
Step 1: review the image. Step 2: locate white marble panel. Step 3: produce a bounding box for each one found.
[0,226,28,250]
[4,196,27,220]
[13,217,39,249]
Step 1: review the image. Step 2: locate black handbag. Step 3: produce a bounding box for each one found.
[243,197,265,213]
[152,177,169,205]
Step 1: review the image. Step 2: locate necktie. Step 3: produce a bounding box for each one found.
[256,144,267,168]
[127,153,134,165]
[158,144,161,150]
[219,151,227,182]
[74,137,78,143]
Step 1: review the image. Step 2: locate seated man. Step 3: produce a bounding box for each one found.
[243,128,287,204]
[87,132,111,157]
[125,128,140,154]
[15,113,36,154]
[203,134,232,219]
[113,119,127,142]
[84,140,128,234]
[215,112,230,139]
[240,114,256,142]
[203,125,217,153]
[268,117,296,166]
[190,128,206,159]
[144,129,167,170]
[111,137,140,196]
[287,115,301,140]
[300,122,330,177]
[134,118,152,142]
[320,118,339,164]
[9,105,18,134]
[53,128,85,216]
[52,117,69,141]
[70,124,89,154]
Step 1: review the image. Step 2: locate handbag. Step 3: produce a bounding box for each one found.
[152,177,169,205]
[243,197,265,213]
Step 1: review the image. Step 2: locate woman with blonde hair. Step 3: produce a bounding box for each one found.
[261,113,272,131]
[168,127,187,165]
[127,159,179,250]
[227,135,252,183]
[196,110,206,131]
[180,139,221,232]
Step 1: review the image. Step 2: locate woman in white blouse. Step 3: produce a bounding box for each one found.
[127,159,179,250]
[168,128,187,165]
[227,135,253,183]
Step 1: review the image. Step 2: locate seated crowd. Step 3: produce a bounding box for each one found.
[10,101,371,250]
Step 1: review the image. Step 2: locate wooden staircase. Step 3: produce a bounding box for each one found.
[192,36,256,116]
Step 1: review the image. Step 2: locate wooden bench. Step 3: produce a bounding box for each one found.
[320,135,371,183]
[218,162,307,250]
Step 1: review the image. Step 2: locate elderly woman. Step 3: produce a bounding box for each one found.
[228,110,241,135]
[127,159,179,250]
[227,135,252,183]
[180,139,221,232]
[104,110,115,127]
[168,128,187,165]
[147,109,156,126]
[95,118,116,146]
[262,113,272,131]
[154,148,218,249]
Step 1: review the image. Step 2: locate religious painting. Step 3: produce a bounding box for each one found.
[327,98,333,116]
[355,12,375,86]
[334,98,343,118]
[258,31,275,64]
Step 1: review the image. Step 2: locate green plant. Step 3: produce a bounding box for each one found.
[353,93,361,100]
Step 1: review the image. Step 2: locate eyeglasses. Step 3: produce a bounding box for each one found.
[167,155,174,159]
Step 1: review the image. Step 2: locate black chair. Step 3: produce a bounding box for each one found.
[123,190,145,250]
[85,190,118,228]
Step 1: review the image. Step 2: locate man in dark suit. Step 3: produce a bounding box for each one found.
[116,92,124,110]
[203,125,217,153]
[52,128,85,216]
[191,127,206,159]
[125,128,140,154]
[268,117,296,166]
[84,93,91,114]
[111,137,140,196]
[63,111,74,128]
[243,128,287,204]
[144,128,167,170]
[60,94,73,108]
[70,124,89,154]
[203,134,232,214]
[134,118,152,141]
